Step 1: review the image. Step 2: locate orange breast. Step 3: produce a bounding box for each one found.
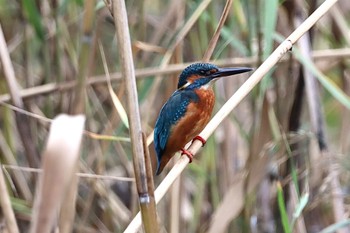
[157,88,215,173]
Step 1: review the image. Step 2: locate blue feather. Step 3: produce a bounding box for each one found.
[154,90,199,169]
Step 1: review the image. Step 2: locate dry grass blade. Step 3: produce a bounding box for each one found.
[330,4,350,45]
[0,24,23,107]
[124,0,339,231]
[0,101,131,144]
[29,115,85,233]
[2,165,135,182]
[203,0,233,62]
[99,41,129,129]
[0,23,39,168]
[0,131,32,201]
[0,162,19,233]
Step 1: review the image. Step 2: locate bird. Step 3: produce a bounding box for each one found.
[154,63,252,175]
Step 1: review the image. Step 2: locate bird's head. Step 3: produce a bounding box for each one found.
[177,63,252,90]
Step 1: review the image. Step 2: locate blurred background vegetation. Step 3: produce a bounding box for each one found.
[0,0,350,232]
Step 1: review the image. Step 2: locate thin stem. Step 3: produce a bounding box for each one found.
[0,162,19,233]
[111,0,159,232]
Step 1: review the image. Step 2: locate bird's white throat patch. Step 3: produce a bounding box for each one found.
[200,83,211,90]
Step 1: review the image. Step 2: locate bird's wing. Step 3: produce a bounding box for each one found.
[154,91,198,158]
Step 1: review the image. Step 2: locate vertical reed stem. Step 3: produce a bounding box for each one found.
[111,1,159,232]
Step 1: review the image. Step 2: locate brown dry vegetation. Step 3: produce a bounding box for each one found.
[0,0,350,232]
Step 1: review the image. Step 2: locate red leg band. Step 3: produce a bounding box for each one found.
[181,148,193,163]
[193,135,206,147]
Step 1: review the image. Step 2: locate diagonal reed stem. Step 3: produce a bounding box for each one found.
[202,0,233,62]
[0,23,39,168]
[0,162,19,233]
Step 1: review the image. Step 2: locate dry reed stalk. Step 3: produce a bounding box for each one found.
[29,115,85,233]
[340,72,350,158]
[170,176,181,233]
[2,165,135,182]
[330,4,350,45]
[0,131,32,201]
[202,0,233,62]
[0,24,39,168]
[124,0,339,231]
[0,162,19,233]
[111,0,159,232]
[71,0,96,114]
[99,41,129,129]
[0,48,350,103]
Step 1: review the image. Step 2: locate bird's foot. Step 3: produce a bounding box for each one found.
[181,148,193,163]
[181,136,206,163]
[192,135,206,147]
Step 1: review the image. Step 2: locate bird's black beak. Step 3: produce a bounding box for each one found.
[211,67,252,79]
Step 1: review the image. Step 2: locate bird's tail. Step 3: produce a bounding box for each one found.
[156,155,171,175]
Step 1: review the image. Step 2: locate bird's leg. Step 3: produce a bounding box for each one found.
[181,148,193,163]
[181,136,206,163]
[192,135,206,147]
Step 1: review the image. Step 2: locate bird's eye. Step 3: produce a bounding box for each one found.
[199,70,212,76]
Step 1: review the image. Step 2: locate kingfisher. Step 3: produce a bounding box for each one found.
[154,63,252,175]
